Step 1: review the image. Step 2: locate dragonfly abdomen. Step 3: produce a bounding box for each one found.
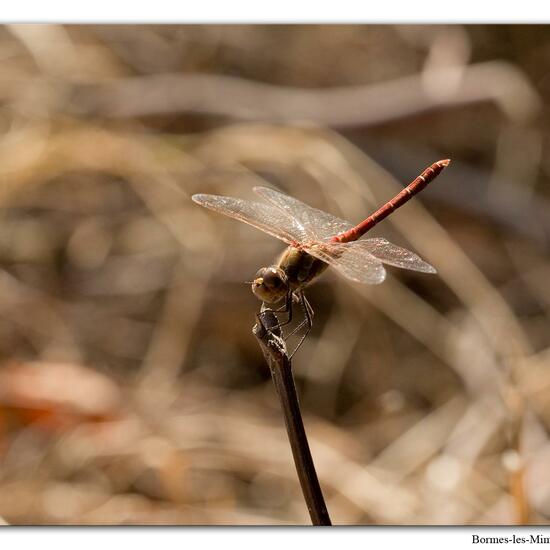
[331,159,450,243]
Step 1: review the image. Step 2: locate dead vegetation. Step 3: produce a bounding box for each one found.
[0,24,548,525]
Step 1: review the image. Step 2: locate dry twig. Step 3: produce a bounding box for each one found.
[253,308,331,526]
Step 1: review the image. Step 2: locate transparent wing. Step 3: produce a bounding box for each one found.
[253,186,354,242]
[304,238,436,284]
[305,242,387,285]
[192,193,309,245]
[360,238,437,273]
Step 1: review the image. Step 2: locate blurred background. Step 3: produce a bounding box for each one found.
[0,24,548,525]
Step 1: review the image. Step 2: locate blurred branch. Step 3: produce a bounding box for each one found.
[253,309,331,526]
[362,143,550,248]
[69,61,541,126]
[0,24,548,526]
[7,25,78,78]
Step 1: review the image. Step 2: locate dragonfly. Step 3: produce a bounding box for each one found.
[192,159,450,356]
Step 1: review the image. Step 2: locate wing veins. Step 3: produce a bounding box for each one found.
[192,193,308,245]
[253,186,354,242]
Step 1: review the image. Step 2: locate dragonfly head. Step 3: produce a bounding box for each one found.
[251,266,289,304]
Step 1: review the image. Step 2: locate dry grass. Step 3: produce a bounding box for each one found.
[0,24,548,525]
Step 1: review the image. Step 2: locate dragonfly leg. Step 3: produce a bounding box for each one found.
[274,292,294,327]
[285,292,314,339]
[259,291,314,358]
[287,291,314,359]
[259,292,294,334]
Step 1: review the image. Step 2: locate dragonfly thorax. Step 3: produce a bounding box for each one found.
[251,266,289,304]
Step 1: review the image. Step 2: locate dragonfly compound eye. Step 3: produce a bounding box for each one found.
[251,266,289,303]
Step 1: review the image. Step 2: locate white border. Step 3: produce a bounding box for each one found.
[5,526,550,550]
[1,1,550,23]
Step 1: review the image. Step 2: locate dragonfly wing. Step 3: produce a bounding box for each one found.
[306,242,386,285]
[192,194,309,244]
[360,238,437,273]
[253,186,354,242]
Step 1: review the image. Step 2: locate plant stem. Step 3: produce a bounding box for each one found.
[253,310,331,526]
